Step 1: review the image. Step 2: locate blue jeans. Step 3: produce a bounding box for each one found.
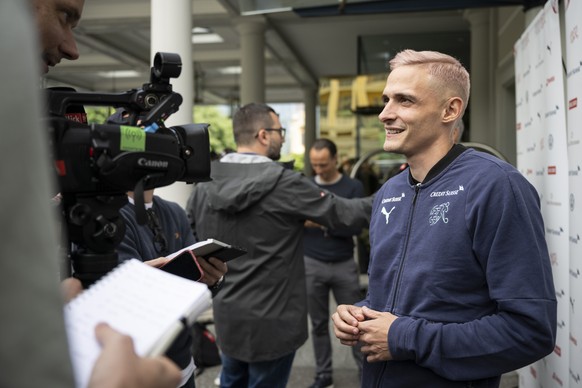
[219,352,295,388]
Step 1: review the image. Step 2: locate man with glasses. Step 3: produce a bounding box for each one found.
[186,102,373,388]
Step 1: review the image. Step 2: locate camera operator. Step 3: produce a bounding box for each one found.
[0,0,181,387]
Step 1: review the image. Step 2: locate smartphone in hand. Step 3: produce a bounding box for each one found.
[159,250,203,282]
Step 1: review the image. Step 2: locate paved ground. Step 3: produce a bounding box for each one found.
[195,364,518,388]
[192,316,519,388]
[195,365,360,388]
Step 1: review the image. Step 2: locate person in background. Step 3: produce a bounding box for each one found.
[0,0,181,386]
[117,188,228,388]
[304,138,365,388]
[186,103,372,388]
[332,49,556,387]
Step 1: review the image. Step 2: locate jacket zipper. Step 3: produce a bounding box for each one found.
[389,183,421,312]
[375,184,421,388]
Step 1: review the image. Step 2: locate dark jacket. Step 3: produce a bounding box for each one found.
[362,145,556,387]
[117,196,197,374]
[186,155,372,362]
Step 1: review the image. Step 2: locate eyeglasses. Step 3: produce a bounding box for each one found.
[264,127,286,138]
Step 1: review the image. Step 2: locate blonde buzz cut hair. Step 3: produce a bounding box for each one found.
[389,49,471,115]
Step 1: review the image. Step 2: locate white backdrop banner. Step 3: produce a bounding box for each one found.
[515,0,570,387]
[565,0,582,386]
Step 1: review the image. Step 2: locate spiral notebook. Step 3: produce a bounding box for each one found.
[63,259,212,388]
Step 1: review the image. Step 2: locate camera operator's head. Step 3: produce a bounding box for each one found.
[31,0,84,74]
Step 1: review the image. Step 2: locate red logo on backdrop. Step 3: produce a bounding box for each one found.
[530,366,537,378]
[570,98,578,110]
[571,333,578,346]
[548,166,557,175]
[554,344,562,357]
[546,76,555,86]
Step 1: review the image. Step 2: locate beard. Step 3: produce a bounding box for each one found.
[267,139,282,161]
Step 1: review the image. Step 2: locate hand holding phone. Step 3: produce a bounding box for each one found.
[159,251,203,281]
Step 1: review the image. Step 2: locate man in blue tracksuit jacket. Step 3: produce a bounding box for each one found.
[332,49,556,387]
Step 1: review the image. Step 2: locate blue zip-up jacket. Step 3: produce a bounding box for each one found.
[361,145,556,387]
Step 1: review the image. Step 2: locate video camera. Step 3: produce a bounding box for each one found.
[46,52,211,286]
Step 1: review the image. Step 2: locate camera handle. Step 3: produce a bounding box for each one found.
[63,172,166,288]
[62,192,128,288]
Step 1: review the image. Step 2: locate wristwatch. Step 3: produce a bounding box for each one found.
[209,275,225,294]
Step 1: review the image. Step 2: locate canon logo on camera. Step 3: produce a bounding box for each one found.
[138,157,169,169]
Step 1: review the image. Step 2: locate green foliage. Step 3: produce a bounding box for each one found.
[85,106,115,124]
[193,105,235,155]
[285,153,305,172]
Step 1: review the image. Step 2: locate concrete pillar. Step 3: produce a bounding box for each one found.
[303,86,318,176]
[464,9,493,145]
[151,0,193,126]
[236,18,266,105]
[151,0,193,207]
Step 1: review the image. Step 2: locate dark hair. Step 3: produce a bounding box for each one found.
[232,103,277,146]
[311,138,337,158]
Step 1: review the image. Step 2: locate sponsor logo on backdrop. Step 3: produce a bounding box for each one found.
[545,105,559,118]
[548,165,557,174]
[569,23,578,42]
[547,227,564,236]
[527,142,535,152]
[551,372,563,386]
[571,269,581,279]
[567,61,582,78]
[570,97,578,109]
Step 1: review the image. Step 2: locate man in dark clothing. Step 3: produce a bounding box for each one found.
[186,103,372,388]
[117,189,227,388]
[304,138,364,388]
[332,49,556,387]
